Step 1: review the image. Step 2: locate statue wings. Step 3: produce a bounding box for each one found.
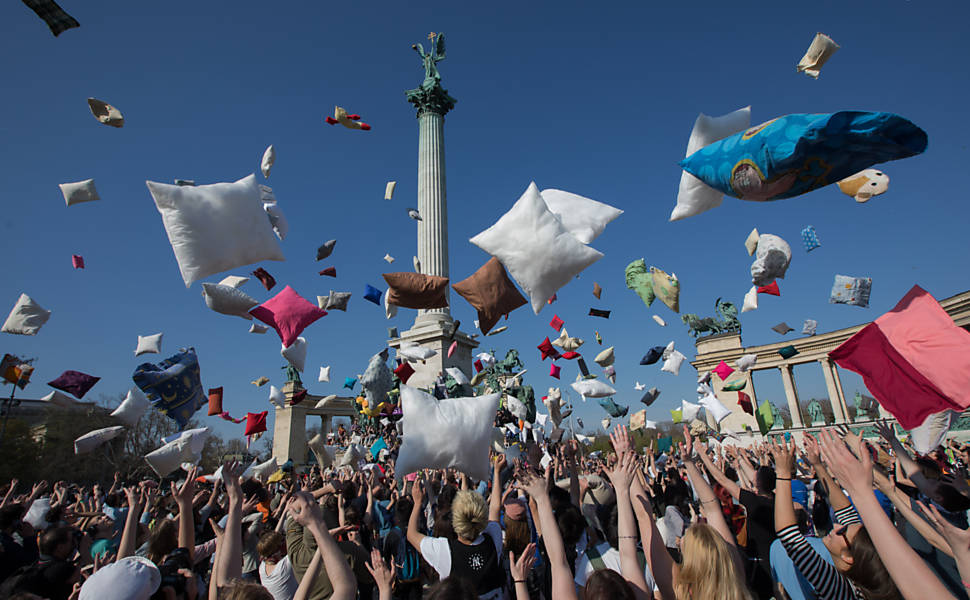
[435,33,446,60]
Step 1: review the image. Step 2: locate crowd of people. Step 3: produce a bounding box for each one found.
[2,418,970,600]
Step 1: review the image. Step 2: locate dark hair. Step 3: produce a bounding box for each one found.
[44,505,65,525]
[39,525,74,555]
[556,505,586,547]
[433,510,455,540]
[437,484,458,514]
[723,466,739,483]
[602,504,620,549]
[843,527,903,600]
[756,466,776,495]
[147,519,178,563]
[929,482,970,514]
[256,531,285,559]
[0,504,26,531]
[394,497,413,528]
[548,485,572,512]
[426,577,478,600]
[585,569,636,600]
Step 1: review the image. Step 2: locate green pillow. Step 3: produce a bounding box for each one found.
[624,259,655,307]
[778,345,799,359]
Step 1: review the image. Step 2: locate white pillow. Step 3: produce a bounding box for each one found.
[41,390,78,407]
[384,289,398,319]
[570,379,617,399]
[75,426,126,454]
[745,228,760,255]
[737,354,758,372]
[146,174,285,287]
[338,444,365,468]
[161,427,211,455]
[751,234,791,287]
[60,179,100,207]
[201,283,258,320]
[470,182,603,314]
[681,399,702,422]
[111,387,151,426]
[396,386,500,481]
[25,498,51,530]
[652,315,667,327]
[2,293,51,335]
[662,350,687,376]
[251,456,278,481]
[594,346,615,367]
[698,392,731,424]
[315,394,338,409]
[268,386,284,408]
[385,181,396,200]
[909,410,957,455]
[742,286,758,313]
[281,337,307,372]
[670,107,751,221]
[308,433,335,467]
[398,346,436,361]
[134,333,163,356]
[219,275,249,288]
[539,189,623,244]
[264,202,288,240]
[261,145,275,178]
[318,365,331,383]
[446,367,470,386]
[145,438,193,477]
[476,352,496,368]
[505,395,528,420]
[249,323,268,334]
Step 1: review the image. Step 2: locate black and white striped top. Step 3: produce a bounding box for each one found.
[777,506,866,600]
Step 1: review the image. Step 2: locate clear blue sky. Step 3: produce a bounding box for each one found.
[2,0,969,442]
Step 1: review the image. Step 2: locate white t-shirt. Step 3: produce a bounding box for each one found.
[258,556,298,600]
[419,521,504,580]
[573,541,658,592]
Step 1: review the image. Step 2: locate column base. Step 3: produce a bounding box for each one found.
[388,319,479,390]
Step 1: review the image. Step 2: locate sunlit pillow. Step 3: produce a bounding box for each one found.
[75,426,125,454]
[661,350,686,376]
[111,387,151,426]
[60,179,100,207]
[398,346,437,362]
[383,272,450,309]
[245,411,268,436]
[201,283,259,320]
[281,337,307,372]
[134,333,163,356]
[250,285,327,348]
[2,293,51,335]
[594,347,615,367]
[452,258,528,335]
[539,188,623,244]
[570,379,616,399]
[751,234,791,287]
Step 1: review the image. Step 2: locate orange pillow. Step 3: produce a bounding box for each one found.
[452,258,527,334]
[207,387,223,416]
[383,272,450,309]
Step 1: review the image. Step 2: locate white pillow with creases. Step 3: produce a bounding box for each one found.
[251,456,278,481]
[75,426,126,454]
[2,293,51,335]
[308,433,335,467]
[446,367,470,385]
[506,395,528,421]
[395,386,500,481]
[737,354,758,372]
[318,366,331,383]
[146,437,197,477]
[670,107,751,221]
[41,390,78,407]
[264,202,288,240]
[594,346,615,367]
[111,387,151,426]
[249,323,268,334]
[751,234,791,287]
[681,399,702,422]
[384,289,398,319]
[268,386,284,408]
[134,333,163,356]
[745,228,760,255]
[539,189,623,244]
[662,350,687,376]
[742,286,758,313]
[698,392,731,424]
[909,410,957,455]
[570,379,617,399]
[261,145,275,178]
[146,174,284,287]
[201,283,258,320]
[471,182,603,314]
[219,275,249,288]
[281,337,307,372]
[398,346,436,361]
[60,179,100,207]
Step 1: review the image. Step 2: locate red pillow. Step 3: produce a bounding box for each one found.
[561,351,580,360]
[207,387,223,416]
[250,285,327,348]
[452,258,527,335]
[252,268,276,291]
[549,315,564,331]
[474,359,483,373]
[394,362,415,383]
[537,337,561,361]
[245,411,267,436]
[757,281,780,296]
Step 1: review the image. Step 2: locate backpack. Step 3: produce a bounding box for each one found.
[387,526,421,583]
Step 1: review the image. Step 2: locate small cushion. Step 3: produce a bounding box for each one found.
[398,346,437,361]
[737,354,758,372]
[111,387,151,426]
[588,308,611,319]
[470,182,603,314]
[75,426,125,454]
[385,181,396,200]
[250,285,327,348]
[363,284,382,305]
[60,179,100,207]
[307,433,335,468]
[662,350,686,376]
[87,98,125,127]
[146,175,284,286]
[538,188,623,244]
[41,390,80,407]
[261,145,275,178]
[133,349,205,428]
[326,291,351,312]
[281,337,307,372]
[801,225,821,252]
[681,399,701,422]
[570,379,616,399]
[383,272,449,309]
[797,33,840,78]
[218,276,249,290]
[670,409,683,423]
[561,351,580,360]
[721,379,747,392]
[803,319,818,336]
[757,281,780,296]
[48,370,100,399]
[625,259,656,307]
[737,392,754,415]
[451,257,528,335]
[207,387,223,416]
[772,322,794,335]
[597,397,628,418]
[778,345,799,359]
[445,367,470,386]
[395,385,501,481]
[202,283,259,320]
[252,267,277,290]
[594,347,615,367]
[549,315,564,331]
[249,323,268,334]
[251,457,279,482]
[344,377,357,390]
[712,361,734,380]
[745,228,760,255]
[742,286,758,313]
[318,266,337,278]
[268,385,284,408]
[592,282,602,299]
[2,294,52,335]
[699,391,732,424]
[316,239,337,261]
[394,362,415,383]
[549,363,561,379]
[447,341,457,357]
[537,337,561,361]
[652,315,666,327]
[639,346,666,365]
[640,387,661,406]
[244,411,268,436]
[552,328,583,351]
[830,275,872,307]
[650,268,680,313]
[72,255,84,269]
[318,365,331,382]
[264,202,288,240]
[751,234,791,286]
[384,289,398,319]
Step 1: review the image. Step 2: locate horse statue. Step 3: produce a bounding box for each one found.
[681,298,742,338]
[495,349,523,375]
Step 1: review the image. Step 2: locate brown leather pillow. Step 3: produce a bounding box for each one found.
[383,272,449,309]
[452,258,527,334]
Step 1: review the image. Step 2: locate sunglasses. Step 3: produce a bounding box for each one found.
[833,524,852,550]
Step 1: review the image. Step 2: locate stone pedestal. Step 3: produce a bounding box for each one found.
[271,382,357,466]
[388,324,478,389]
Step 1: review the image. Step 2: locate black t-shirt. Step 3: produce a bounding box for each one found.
[739,489,776,600]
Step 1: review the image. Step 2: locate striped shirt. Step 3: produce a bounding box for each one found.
[777,506,865,600]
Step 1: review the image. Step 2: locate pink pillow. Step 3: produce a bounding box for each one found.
[549,363,561,379]
[245,411,267,436]
[250,286,327,348]
[712,361,735,380]
[549,315,564,331]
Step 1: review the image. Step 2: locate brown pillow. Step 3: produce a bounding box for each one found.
[452,258,527,334]
[383,272,449,309]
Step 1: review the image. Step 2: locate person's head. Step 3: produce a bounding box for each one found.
[221,581,274,600]
[394,497,413,529]
[823,524,901,599]
[433,509,455,539]
[256,531,286,564]
[556,504,586,547]
[585,569,636,600]
[40,525,77,560]
[504,516,531,560]
[602,504,620,549]
[147,519,178,564]
[451,490,487,541]
[425,577,477,600]
[755,466,776,495]
[675,524,753,600]
[84,515,114,540]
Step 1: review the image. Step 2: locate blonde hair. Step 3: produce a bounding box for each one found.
[675,524,753,600]
[451,490,488,541]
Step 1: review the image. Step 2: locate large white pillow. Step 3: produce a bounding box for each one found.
[662,350,687,376]
[201,283,259,320]
[398,346,436,361]
[111,387,151,426]
[281,337,307,372]
[698,391,732,424]
[681,399,702,422]
[670,107,752,221]
[470,182,603,314]
[146,438,193,477]
[308,433,335,467]
[539,189,623,244]
[134,333,163,356]
[570,379,617,399]
[751,234,792,287]
[2,293,51,335]
[146,174,285,287]
[75,426,126,454]
[395,385,500,481]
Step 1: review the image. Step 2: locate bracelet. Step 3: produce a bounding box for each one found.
[618,535,637,539]
[514,579,527,584]
[776,477,792,480]
[700,499,719,505]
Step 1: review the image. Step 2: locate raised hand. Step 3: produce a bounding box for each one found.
[605,450,637,493]
[221,461,244,503]
[172,467,197,507]
[410,475,424,505]
[803,433,822,465]
[918,500,970,560]
[818,428,872,494]
[510,542,537,582]
[768,436,796,478]
[610,424,633,456]
[288,491,323,527]
[364,547,396,593]
[516,468,547,500]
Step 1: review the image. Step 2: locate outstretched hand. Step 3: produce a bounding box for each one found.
[610,424,633,456]
[818,428,872,494]
[605,450,637,493]
[768,436,796,478]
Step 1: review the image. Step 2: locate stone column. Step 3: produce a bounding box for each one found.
[779,365,803,428]
[819,358,847,423]
[415,111,451,324]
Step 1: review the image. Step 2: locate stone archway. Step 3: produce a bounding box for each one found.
[271,382,357,465]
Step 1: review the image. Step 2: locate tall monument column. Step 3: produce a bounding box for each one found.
[387,33,477,389]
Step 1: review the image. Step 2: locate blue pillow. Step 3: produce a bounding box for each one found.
[597,397,628,418]
[344,377,357,390]
[640,346,666,365]
[364,284,382,305]
[680,111,926,201]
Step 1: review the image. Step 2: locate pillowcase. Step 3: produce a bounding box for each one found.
[700,391,732,424]
[670,107,752,221]
[797,33,840,78]
[145,438,195,477]
[640,387,661,406]
[2,294,52,335]
[552,328,583,352]
[661,350,687,376]
[87,98,125,127]
[837,169,890,203]
[111,387,151,426]
[394,362,415,383]
[363,285,382,305]
[383,272,449,309]
[772,322,794,335]
[252,267,277,290]
[202,283,259,320]
[316,240,337,261]
[721,379,747,392]
[830,275,872,307]
[751,234,792,286]
[133,349,205,428]
[742,286,758,313]
[72,255,84,269]
[281,337,307,372]
[344,377,357,390]
[75,426,125,454]
[757,281,780,296]
[245,411,268,436]
[650,268,680,313]
[48,370,100,399]
[250,286,327,348]
[681,399,702,422]
[398,346,437,361]
[640,346,665,365]
[803,319,818,336]
[736,354,758,372]
[445,367,470,386]
[537,337,561,361]
[134,333,163,357]
[261,145,275,178]
[538,188,623,244]
[307,433,335,468]
[570,379,616,399]
[395,385,501,481]
[146,175,284,286]
[594,347,615,367]
[588,308,611,319]
[744,228,760,255]
[249,323,268,334]
[207,387,223,416]
[712,361,734,380]
[597,397,628,418]
[470,182,603,314]
[652,315,666,327]
[218,275,249,288]
[801,225,821,252]
[60,179,100,207]
[624,259,656,307]
[322,291,350,312]
[268,386,284,408]
[778,345,799,359]
[251,457,278,482]
[680,112,927,201]
[592,283,602,300]
[361,352,393,406]
[79,556,161,600]
[318,366,331,382]
[385,181,396,200]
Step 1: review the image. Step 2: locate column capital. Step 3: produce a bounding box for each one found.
[406,84,456,117]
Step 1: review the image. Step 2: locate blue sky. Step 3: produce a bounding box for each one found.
[2,0,969,443]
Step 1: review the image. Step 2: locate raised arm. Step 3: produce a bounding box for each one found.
[606,427,650,600]
[406,475,427,551]
[631,470,676,600]
[117,486,144,560]
[518,469,577,600]
[489,455,506,523]
[803,433,851,512]
[290,491,357,600]
[216,462,245,587]
[696,443,740,500]
[172,467,198,562]
[681,428,737,550]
